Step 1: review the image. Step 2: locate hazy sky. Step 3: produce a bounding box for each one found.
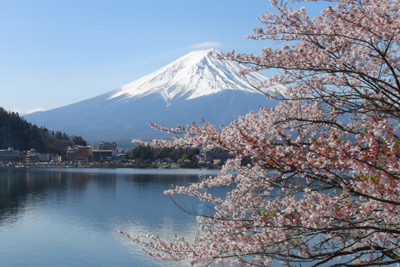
[0,0,318,115]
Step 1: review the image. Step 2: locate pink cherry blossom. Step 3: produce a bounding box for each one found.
[121,0,400,266]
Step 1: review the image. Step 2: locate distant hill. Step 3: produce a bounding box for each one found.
[24,49,281,145]
[0,107,86,155]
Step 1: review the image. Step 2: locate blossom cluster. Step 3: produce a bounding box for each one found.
[121,0,400,266]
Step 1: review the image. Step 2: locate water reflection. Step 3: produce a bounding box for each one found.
[0,168,219,266]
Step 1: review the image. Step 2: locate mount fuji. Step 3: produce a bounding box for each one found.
[24,49,280,146]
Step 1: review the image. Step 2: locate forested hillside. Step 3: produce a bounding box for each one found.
[0,107,86,155]
[126,146,200,163]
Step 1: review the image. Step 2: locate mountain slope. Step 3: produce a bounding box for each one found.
[108,49,272,104]
[24,49,280,146]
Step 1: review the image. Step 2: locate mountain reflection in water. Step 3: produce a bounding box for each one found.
[0,168,220,267]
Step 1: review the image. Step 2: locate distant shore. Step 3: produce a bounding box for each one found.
[2,162,220,169]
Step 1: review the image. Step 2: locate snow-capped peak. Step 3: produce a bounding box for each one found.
[108,48,269,103]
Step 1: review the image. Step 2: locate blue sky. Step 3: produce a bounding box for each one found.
[0,0,321,115]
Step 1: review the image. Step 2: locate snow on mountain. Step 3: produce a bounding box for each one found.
[108,49,271,104]
[24,49,280,146]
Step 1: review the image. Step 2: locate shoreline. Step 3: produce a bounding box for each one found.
[3,162,220,170]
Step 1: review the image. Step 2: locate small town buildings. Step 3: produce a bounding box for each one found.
[67,147,75,161]
[51,155,61,163]
[92,150,113,162]
[0,147,20,162]
[92,142,118,162]
[115,153,125,161]
[199,148,229,163]
[97,142,117,151]
[39,153,51,162]
[73,145,93,163]
[38,153,60,163]
[26,149,39,164]
[66,142,122,164]
[0,147,60,165]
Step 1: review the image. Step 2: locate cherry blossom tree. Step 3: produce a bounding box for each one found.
[120,0,400,266]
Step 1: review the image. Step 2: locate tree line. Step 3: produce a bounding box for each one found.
[126,146,200,164]
[0,107,87,155]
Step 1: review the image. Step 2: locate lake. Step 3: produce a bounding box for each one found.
[2,168,392,267]
[0,168,221,267]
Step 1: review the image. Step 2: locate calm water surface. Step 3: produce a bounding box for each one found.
[0,168,221,267]
[2,168,383,267]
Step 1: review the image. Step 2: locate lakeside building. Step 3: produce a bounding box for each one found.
[67,147,75,161]
[51,155,61,163]
[73,145,93,163]
[39,153,51,162]
[92,150,113,162]
[38,153,60,163]
[0,147,20,162]
[92,142,118,162]
[97,142,117,151]
[65,142,123,164]
[0,147,60,165]
[26,149,39,164]
[115,153,126,161]
[199,148,229,163]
